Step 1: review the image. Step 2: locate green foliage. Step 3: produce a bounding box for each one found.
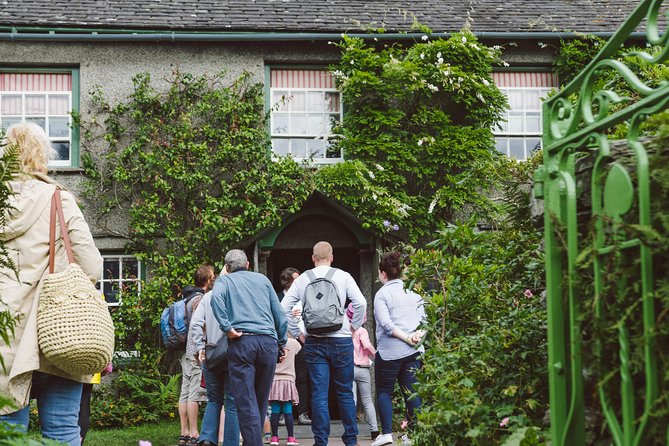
[406,162,547,446]
[553,35,606,84]
[80,70,313,368]
[324,30,508,243]
[89,370,181,429]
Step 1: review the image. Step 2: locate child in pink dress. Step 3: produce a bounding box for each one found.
[347,303,380,439]
[268,336,302,446]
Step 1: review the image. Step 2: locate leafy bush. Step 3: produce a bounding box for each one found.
[90,370,181,429]
[404,155,548,445]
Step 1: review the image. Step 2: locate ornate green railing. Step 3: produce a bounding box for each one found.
[534,0,669,444]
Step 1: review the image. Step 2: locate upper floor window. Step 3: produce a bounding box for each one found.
[493,71,558,160]
[269,69,343,163]
[0,70,78,168]
[97,255,143,306]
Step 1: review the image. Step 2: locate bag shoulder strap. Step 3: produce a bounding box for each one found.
[305,269,317,283]
[49,188,74,274]
[325,267,337,281]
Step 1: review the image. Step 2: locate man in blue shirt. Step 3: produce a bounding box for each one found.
[211,249,288,446]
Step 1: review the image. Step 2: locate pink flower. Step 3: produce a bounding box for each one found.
[139,441,152,446]
[499,417,510,427]
[401,419,409,430]
[524,289,533,298]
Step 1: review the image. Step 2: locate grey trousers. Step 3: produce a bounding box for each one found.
[352,365,379,432]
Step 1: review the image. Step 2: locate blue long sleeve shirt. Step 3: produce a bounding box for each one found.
[211,270,288,347]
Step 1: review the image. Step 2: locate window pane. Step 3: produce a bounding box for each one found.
[290,92,305,112]
[291,114,307,135]
[48,94,70,115]
[508,112,524,133]
[122,259,139,279]
[49,117,70,137]
[495,138,508,155]
[526,137,542,154]
[509,139,525,159]
[325,92,340,112]
[2,95,22,115]
[52,142,70,161]
[307,139,326,159]
[26,117,45,130]
[291,139,307,158]
[524,90,541,110]
[307,114,324,135]
[272,91,289,112]
[1,117,21,129]
[327,114,340,134]
[25,95,46,114]
[104,285,120,305]
[273,139,290,156]
[526,112,541,133]
[307,92,324,112]
[103,259,119,280]
[507,91,523,109]
[272,114,289,134]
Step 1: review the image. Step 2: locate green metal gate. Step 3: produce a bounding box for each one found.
[535,1,669,444]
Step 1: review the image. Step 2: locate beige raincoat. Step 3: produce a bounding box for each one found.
[0,174,102,414]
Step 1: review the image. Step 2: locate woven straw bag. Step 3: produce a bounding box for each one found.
[37,189,115,376]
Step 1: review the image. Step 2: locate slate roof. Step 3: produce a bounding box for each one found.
[0,0,641,34]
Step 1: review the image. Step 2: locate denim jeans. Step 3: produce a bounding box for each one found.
[305,336,358,446]
[375,352,422,434]
[227,334,278,446]
[0,371,83,446]
[200,361,239,446]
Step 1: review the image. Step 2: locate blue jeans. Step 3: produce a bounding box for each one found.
[228,335,278,446]
[375,352,422,434]
[0,371,83,446]
[305,336,357,446]
[200,361,239,446]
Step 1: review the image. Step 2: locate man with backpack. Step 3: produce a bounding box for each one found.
[281,241,367,446]
[175,264,215,445]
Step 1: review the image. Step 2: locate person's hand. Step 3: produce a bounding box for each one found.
[278,346,287,363]
[227,328,242,339]
[298,333,306,345]
[197,349,206,365]
[291,307,302,318]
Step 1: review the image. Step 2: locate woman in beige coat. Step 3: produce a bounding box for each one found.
[0,122,102,445]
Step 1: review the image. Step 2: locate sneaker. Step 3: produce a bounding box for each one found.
[270,436,280,446]
[371,430,380,440]
[297,413,312,425]
[286,437,299,445]
[371,433,394,446]
[263,433,271,444]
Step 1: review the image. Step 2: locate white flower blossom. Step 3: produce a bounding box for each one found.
[502,61,510,67]
[375,163,385,171]
[417,139,424,146]
[462,36,467,43]
[427,83,439,92]
[476,92,486,103]
[421,35,429,41]
[350,60,355,65]
[482,78,490,86]
[372,193,378,200]
[437,52,442,58]
[438,57,444,64]
[367,170,375,179]
[428,198,437,214]
[420,53,425,59]
[493,45,502,50]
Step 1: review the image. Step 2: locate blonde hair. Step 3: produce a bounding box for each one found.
[312,241,333,261]
[4,122,54,174]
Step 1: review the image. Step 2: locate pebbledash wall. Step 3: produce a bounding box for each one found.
[0,36,559,305]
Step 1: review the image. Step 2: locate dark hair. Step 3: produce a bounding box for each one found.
[194,264,215,288]
[280,267,300,290]
[379,251,402,280]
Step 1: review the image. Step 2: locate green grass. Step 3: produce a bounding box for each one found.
[27,419,182,446]
[84,419,181,446]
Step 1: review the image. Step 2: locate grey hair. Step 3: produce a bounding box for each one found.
[225,249,248,272]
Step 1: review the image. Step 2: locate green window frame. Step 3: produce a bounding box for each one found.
[0,68,80,169]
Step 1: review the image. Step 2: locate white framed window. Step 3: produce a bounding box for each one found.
[0,71,76,168]
[97,255,143,306]
[493,72,558,160]
[269,69,343,163]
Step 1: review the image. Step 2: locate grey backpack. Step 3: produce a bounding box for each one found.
[303,268,344,334]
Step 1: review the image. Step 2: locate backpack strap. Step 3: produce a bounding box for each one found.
[305,269,317,282]
[325,268,337,280]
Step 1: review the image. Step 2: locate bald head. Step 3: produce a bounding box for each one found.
[312,241,333,266]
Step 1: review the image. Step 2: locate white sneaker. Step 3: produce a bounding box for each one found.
[371,433,394,446]
[398,434,412,445]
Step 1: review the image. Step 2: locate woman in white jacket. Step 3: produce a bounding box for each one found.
[0,122,102,445]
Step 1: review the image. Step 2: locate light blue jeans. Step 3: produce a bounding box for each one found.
[200,361,240,446]
[0,371,83,446]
